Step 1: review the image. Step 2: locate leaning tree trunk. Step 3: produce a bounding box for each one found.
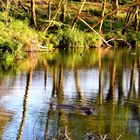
[30,0,36,27]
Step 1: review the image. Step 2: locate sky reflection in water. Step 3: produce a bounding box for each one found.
[0,48,140,140]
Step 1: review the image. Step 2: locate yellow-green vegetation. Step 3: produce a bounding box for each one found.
[0,12,56,63]
[58,27,102,48]
[0,0,139,65]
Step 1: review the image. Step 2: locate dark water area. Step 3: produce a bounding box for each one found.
[0,48,140,140]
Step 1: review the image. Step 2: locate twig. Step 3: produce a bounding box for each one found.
[67,125,80,136]
[64,127,71,140]
[107,38,116,43]
[100,134,107,140]
[116,134,122,140]
[44,0,63,32]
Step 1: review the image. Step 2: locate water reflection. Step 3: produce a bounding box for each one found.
[17,69,32,140]
[74,68,85,101]
[0,48,140,139]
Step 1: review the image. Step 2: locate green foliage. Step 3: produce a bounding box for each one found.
[9,8,29,21]
[58,27,85,48]
[136,32,140,42]
[9,20,40,50]
[0,12,44,63]
[126,31,140,46]
[105,30,126,40]
[77,20,94,31]
[0,10,66,56]
[102,20,111,32]
[119,0,133,5]
[103,20,123,33]
[84,33,102,47]
[0,21,24,61]
[57,27,102,48]
[2,50,14,64]
[46,33,60,48]
[113,21,124,30]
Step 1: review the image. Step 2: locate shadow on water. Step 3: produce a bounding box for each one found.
[0,48,140,139]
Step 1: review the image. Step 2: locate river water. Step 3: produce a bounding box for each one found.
[0,48,140,140]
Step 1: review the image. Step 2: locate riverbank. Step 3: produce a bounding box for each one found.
[0,0,139,64]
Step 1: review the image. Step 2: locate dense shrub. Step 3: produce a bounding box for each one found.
[0,12,42,62]
[58,27,85,48]
[58,27,102,48]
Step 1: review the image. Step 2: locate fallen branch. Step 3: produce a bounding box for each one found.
[116,134,122,140]
[100,134,107,140]
[107,37,132,48]
[64,127,71,140]
[78,17,111,47]
[92,2,140,29]
[107,38,116,43]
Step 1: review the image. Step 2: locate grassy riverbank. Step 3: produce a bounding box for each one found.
[0,0,139,64]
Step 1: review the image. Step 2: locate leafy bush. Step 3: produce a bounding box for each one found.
[84,32,102,47]
[0,21,24,60]
[58,27,85,48]
[126,31,140,47]
[0,13,44,63]
[57,27,102,48]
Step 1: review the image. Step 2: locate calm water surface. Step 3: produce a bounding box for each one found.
[0,48,140,140]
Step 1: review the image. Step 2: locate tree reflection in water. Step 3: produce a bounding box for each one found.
[17,68,32,140]
[0,48,140,139]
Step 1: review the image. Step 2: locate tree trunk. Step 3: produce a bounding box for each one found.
[112,0,119,14]
[30,0,36,27]
[48,0,51,21]
[60,2,66,22]
[71,0,86,29]
[99,0,106,32]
